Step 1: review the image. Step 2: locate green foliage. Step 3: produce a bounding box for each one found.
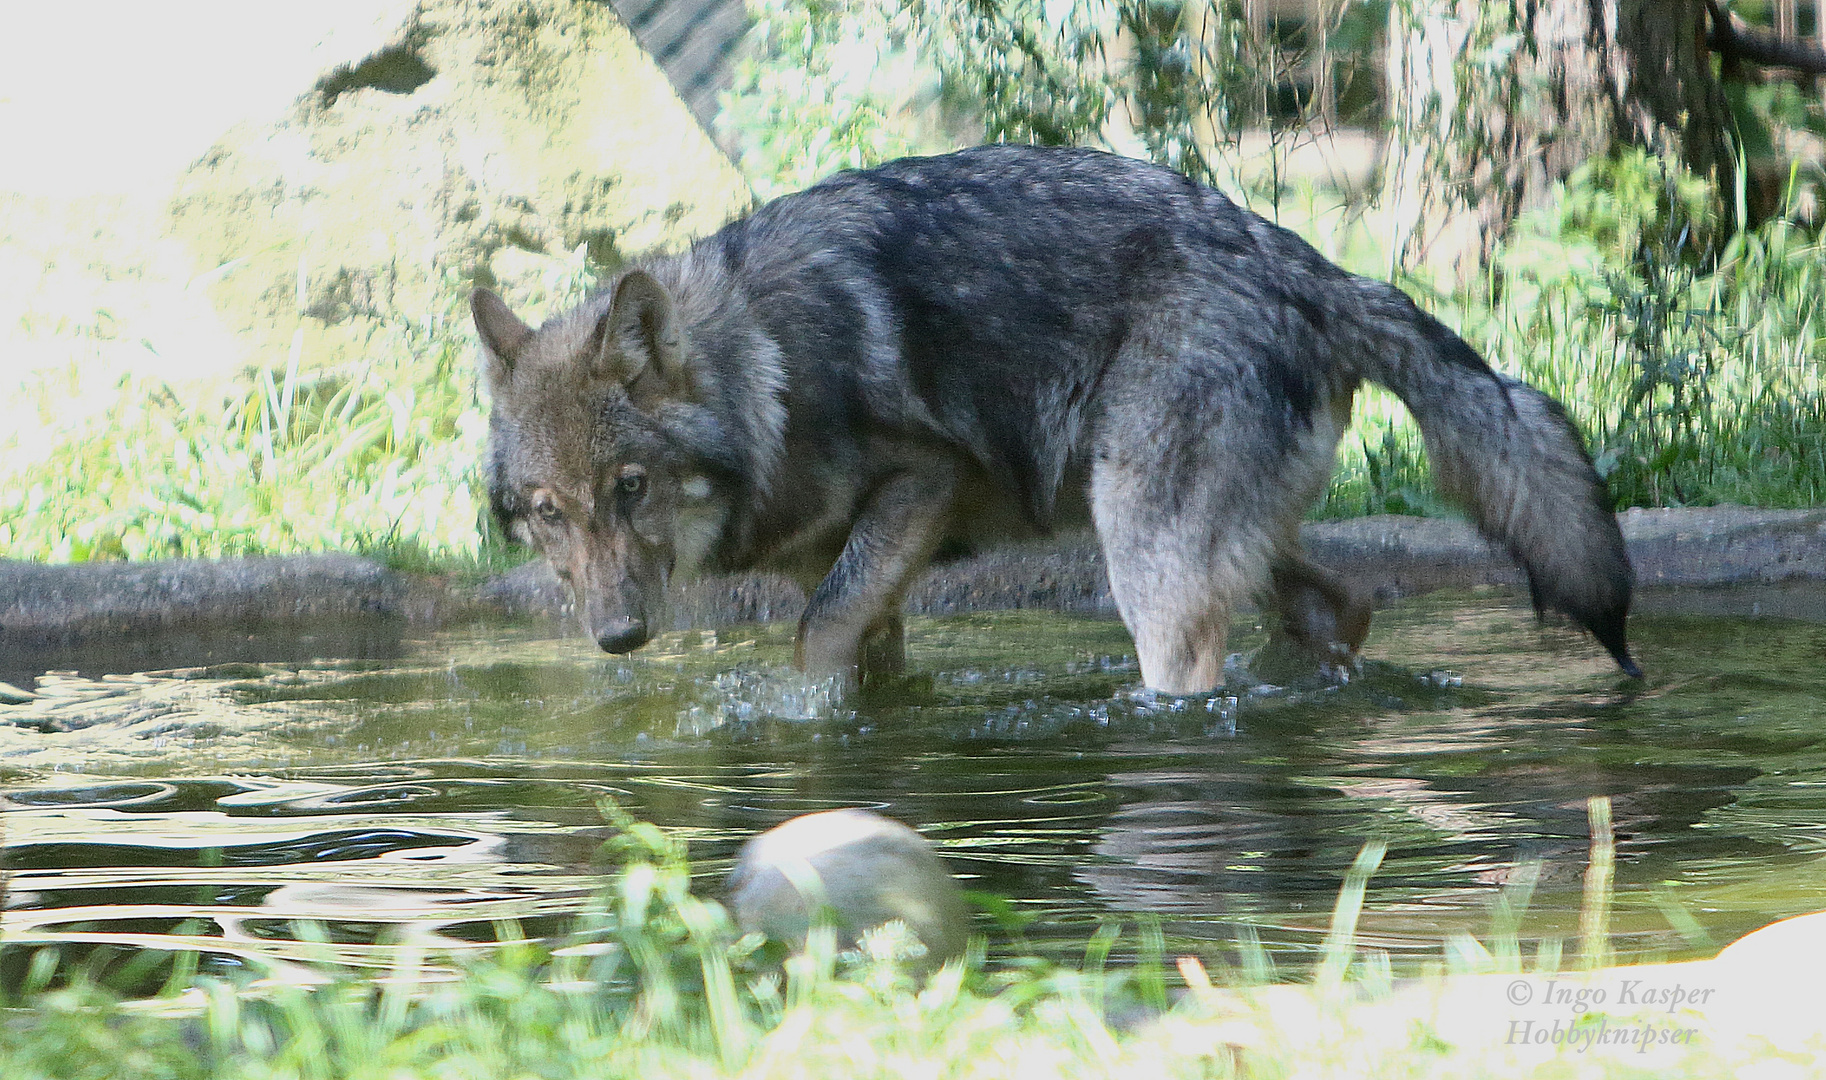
[722,1,1387,212]
[1321,149,1826,516]
[0,298,474,564]
[719,0,941,200]
[0,257,595,570]
[917,0,1121,148]
[1317,393,1452,519]
[1494,150,1826,510]
[0,809,1197,1079]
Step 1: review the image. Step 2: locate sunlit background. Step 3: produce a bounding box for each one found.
[0,3,418,421]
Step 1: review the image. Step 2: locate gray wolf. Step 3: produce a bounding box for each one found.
[471,145,1639,695]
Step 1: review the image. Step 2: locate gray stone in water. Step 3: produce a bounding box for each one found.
[726,809,970,968]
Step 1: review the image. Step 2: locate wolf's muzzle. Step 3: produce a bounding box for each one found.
[595,617,650,653]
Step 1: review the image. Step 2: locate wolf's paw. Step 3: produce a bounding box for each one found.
[1248,633,1363,688]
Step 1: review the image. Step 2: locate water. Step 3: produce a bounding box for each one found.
[4,591,1825,992]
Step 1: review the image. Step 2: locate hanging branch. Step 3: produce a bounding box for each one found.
[1705,0,1826,75]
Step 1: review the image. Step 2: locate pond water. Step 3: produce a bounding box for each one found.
[3,590,1825,992]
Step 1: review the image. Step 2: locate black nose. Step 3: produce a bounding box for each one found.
[595,618,649,653]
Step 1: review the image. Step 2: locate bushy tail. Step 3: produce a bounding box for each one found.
[1346,281,1640,676]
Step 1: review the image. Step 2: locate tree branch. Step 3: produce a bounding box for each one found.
[1706,0,1826,75]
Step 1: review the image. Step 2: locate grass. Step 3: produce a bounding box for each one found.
[0,798,1785,1079]
[0,251,600,574]
[0,281,486,566]
[1317,151,1826,519]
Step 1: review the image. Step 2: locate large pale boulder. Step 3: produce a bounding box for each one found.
[167,0,752,365]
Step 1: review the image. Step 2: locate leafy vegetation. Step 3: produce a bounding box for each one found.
[1322,150,1826,517]
[0,256,594,571]
[0,298,481,566]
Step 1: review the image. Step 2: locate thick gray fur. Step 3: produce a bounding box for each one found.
[473,145,1638,694]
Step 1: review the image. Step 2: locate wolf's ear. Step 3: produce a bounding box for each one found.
[597,270,690,405]
[472,288,533,390]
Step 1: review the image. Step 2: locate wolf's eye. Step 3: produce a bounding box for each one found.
[531,489,563,524]
[617,470,647,498]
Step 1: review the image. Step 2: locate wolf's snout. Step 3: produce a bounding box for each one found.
[594,617,650,653]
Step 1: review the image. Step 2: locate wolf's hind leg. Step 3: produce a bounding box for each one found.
[1090,468,1264,696]
[796,465,955,688]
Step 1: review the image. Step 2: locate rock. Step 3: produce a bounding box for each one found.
[166,0,753,367]
[726,809,971,969]
[0,554,406,639]
[1308,507,1826,601]
[1618,505,1826,587]
[907,535,1115,616]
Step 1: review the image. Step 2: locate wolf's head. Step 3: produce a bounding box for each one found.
[473,272,729,654]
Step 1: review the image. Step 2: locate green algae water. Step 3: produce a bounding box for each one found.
[4,591,1825,992]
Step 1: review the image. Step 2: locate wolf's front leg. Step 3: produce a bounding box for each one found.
[1255,553,1373,681]
[859,603,906,679]
[795,466,956,689]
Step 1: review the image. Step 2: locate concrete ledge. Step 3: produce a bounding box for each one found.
[1304,507,1826,599]
[3,507,1823,680]
[0,554,407,646]
[1616,506,1826,587]
[0,554,414,683]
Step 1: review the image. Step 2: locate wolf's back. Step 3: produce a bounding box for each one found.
[1339,280,1639,676]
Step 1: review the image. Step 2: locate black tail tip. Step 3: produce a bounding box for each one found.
[1583,608,1641,678]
